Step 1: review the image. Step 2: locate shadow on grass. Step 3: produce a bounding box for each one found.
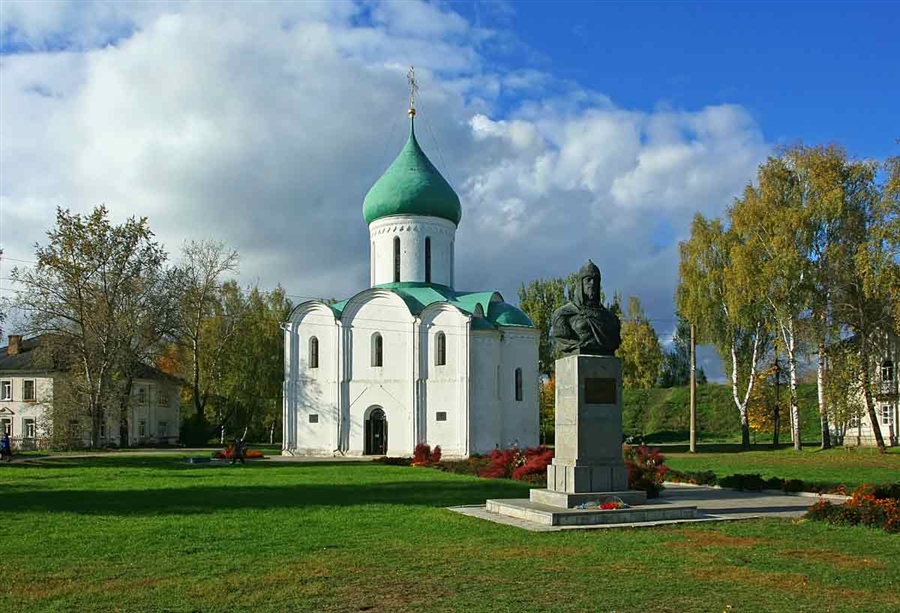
[0,477,531,516]
[8,456,365,470]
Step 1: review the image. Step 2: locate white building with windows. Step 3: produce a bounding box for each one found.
[282,112,540,458]
[0,335,182,449]
[840,353,898,447]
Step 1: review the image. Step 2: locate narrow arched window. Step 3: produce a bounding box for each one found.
[515,368,523,401]
[372,333,383,367]
[883,361,895,382]
[435,331,446,366]
[393,236,401,283]
[309,336,319,369]
[425,236,432,283]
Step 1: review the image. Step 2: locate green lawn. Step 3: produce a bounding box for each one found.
[662,445,900,488]
[2,456,899,613]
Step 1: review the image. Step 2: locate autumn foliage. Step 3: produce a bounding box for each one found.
[215,446,264,459]
[805,484,900,534]
[623,444,669,498]
[479,446,554,482]
[412,443,442,466]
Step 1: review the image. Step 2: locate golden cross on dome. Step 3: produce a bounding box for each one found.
[407,65,418,117]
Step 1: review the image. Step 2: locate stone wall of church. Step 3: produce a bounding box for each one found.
[499,329,541,449]
[343,295,416,456]
[286,306,340,455]
[369,215,456,287]
[469,332,503,454]
[419,308,469,457]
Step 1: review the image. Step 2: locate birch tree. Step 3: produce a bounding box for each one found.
[730,160,810,451]
[677,213,767,449]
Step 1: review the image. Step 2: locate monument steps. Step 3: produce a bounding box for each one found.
[486,498,699,527]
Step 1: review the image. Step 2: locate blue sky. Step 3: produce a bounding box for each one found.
[0,0,897,379]
[454,0,899,160]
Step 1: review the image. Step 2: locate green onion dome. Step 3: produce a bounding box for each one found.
[363,119,462,225]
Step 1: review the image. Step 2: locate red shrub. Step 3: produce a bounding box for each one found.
[804,483,900,534]
[479,447,525,479]
[215,447,264,459]
[512,446,554,481]
[412,443,442,466]
[623,444,669,498]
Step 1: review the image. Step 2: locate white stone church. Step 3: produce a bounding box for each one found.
[282,110,539,458]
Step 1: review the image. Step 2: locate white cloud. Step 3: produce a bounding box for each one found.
[0,1,769,382]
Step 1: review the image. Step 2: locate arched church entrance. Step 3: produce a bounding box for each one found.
[365,407,387,455]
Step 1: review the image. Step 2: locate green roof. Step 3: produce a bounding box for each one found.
[363,119,462,225]
[326,282,534,329]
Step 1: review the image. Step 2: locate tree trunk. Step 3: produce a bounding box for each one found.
[817,346,831,450]
[730,324,760,450]
[118,377,134,448]
[773,358,781,446]
[783,321,802,451]
[860,360,886,452]
[192,336,204,419]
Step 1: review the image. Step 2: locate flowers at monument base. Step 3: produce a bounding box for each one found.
[574,497,629,510]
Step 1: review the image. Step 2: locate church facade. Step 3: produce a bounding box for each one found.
[282,113,539,458]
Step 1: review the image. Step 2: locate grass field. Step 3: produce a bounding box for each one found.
[662,445,900,489]
[2,456,899,613]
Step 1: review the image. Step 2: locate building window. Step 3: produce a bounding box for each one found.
[100,422,107,438]
[515,368,523,402]
[138,387,146,405]
[371,333,383,367]
[436,411,447,422]
[158,390,169,407]
[393,236,401,283]
[435,331,446,366]
[139,420,147,438]
[24,418,36,438]
[69,420,81,440]
[158,421,168,437]
[882,361,894,382]
[425,237,431,283]
[309,336,319,369]
[1,380,10,401]
[23,380,36,402]
[882,404,895,426]
[1,418,11,435]
[309,414,319,424]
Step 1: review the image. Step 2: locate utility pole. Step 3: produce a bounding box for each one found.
[690,323,697,453]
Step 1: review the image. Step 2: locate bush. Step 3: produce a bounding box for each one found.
[804,484,900,534]
[666,469,718,486]
[717,473,782,491]
[511,446,554,482]
[374,456,412,466]
[412,444,442,467]
[215,447,264,459]
[479,447,526,479]
[623,444,669,498]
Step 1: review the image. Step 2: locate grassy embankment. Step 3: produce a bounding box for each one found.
[623,382,822,444]
[3,456,900,613]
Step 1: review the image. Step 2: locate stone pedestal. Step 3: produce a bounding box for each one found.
[530,354,646,507]
[484,354,697,527]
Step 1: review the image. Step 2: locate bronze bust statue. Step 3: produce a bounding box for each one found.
[551,260,621,356]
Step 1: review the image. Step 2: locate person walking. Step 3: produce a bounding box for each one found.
[1,431,11,462]
[230,436,245,465]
